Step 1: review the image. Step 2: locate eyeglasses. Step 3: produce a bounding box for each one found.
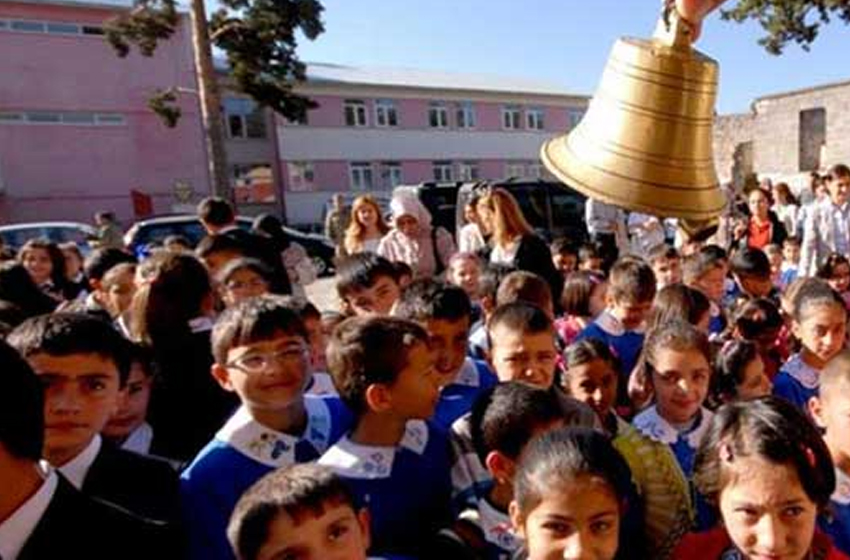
[226,346,309,374]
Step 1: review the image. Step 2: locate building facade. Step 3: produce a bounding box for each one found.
[0,0,208,224]
[277,64,589,226]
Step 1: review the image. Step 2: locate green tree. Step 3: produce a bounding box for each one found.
[104,0,323,199]
[722,0,850,54]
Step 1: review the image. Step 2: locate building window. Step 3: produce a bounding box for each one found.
[799,107,826,172]
[0,110,125,126]
[527,163,543,179]
[344,100,368,127]
[502,106,521,130]
[287,161,315,192]
[381,162,403,189]
[458,162,480,181]
[375,99,398,127]
[223,98,267,139]
[0,18,103,35]
[433,161,453,182]
[567,107,585,130]
[350,162,374,190]
[233,163,276,204]
[526,108,545,130]
[456,102,476,129]
[429,102,449,129]
[505,162,526,178]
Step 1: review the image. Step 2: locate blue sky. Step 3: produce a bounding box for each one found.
[289,0,849,115]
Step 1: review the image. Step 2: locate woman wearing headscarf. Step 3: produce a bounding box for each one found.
[377,192,456,277]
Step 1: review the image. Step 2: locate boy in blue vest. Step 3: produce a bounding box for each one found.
[180,296,351,560]
[319,316,452,558]
[393,279,497,430]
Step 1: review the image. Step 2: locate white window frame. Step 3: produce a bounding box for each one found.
[458,161,480,181]
[527,163,544,179]
[433,161,454,182]
[349,162,374,190]
[381,162,403,189]
[502,105,521,130]
[0,111,125,126]
[344,100,368,127]
[567,107,585,130]
[455,101,476,129]
[526,108,545,130]
[374,99,398,127]
[428,102,449,129]
[0,18,103,35]
[505,162,526,178]
[287,161,315,192]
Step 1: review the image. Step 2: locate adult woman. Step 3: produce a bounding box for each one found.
[771,181,799,237]
[377,192,456,278]
[477,187,563,302]
[343,195,389,255]
[739,188,787,251]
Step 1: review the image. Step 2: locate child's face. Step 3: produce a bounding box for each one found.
[511,475,621,560]
[650,347,710,425]
[580,257,603,273]
[828,174,850,207]
[812,382,850,467]
[553,253,578,275]
[608,297,652,332]
[256,503,370,560]
[62,249,83,279]
[448,259,481,299]
[563,358,618,422]
[214,333,311,414]
[783,243,800,265]
[303,316,327,372]
[103,362,152,441]
[718,455,817,560]
[426,317,470,387]
[221,268,270,308]
[103,269,136,317]
[827,263,850,294]
[345,275,401,316]
[652,257,682,289]
[28,352,122,463]
[691,265,726,303]
[488,325,558,388]
[735,355,771,401]
[793,304,847,368]
[738,274,773,299]
[22,248,53,284]
[385,341,441,420]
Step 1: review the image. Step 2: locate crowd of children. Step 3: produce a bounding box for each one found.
[6,175,850,560]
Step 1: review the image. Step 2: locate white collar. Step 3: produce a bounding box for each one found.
[595,310,644,336]
[834,468,850,505]
[452,358,483,388]
[306,372,339,396]
[633,406,713,448]
[0,466,57,560]
[318,420,430,480]
[188,316,215,333]
[57,435,102,490]
[120,422,154,455]
[783,354,820,390]
[478,498,519,552]
[216,397,334,468]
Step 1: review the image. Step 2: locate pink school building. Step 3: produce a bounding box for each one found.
[278,64,589,225]
[0,0,208,223]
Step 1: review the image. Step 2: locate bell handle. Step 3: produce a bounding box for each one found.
[653,4,696,49]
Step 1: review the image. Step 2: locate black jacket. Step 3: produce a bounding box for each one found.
[514,234,564,308]
[220,227,292,295]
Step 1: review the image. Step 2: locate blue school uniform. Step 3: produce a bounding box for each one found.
[633,405,715,531]
[820,468,850,556]
[432,358,497,431]
[773,354,820,413]
[180,396,351,560]
[319,420,452,558]
[458,498,518,559]
[708,301,725,338]
[306,371,338,396]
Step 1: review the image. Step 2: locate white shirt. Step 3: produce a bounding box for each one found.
[0,467,58,560]
[57,435,102,490]
[490,240,519,266]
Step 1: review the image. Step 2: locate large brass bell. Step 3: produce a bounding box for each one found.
[541,8,725,230]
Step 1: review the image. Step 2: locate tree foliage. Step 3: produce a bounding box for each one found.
[722,0,850,54]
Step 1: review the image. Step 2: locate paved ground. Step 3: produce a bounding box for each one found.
[305,276,339,313]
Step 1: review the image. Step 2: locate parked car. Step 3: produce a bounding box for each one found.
[455,179,588,244]
[123,215,337,276]
[0,221,99,255]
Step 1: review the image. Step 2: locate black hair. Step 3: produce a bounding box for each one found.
[198,197,236,227]
[694,396,835,509]
[0,263,58,318]
[816,253,850,281]
[8,312,132,384]
[550,237,578,257]
[729,297,784,340]
[83,248,136,283]
[647,284,710,332]
[607,258,656,304]
[196,234,248,260]
[335,253,398,300]
[217,258,274,287]
[700,244,728,262]
[394,279,472,324]
[269,296,322,322]
[18,238,68,293]
[0,339,44,461]
[252,214,291,252]
[470,382,562,464]
[227,464,361,560]
[730,247,771,279]
[326,316,428,416]
[647,243,679,264]
[792,278,846,323]
[486,302,554,350]
[513,427,632,518]
[211,295,308,365]
[478,263,515,303]
[643,321,712,385]
[563,338,620,372]
[711,340,761,404]
[578,242,603,264]
[0,299,27,332]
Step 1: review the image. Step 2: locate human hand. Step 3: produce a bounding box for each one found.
[675,0,728,41]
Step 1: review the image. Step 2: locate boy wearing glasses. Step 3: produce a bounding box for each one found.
[181,296,352,560]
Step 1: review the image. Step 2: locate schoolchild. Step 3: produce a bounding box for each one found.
[335,253,402,317]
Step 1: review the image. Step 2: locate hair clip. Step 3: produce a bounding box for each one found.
[719,443,734,463]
